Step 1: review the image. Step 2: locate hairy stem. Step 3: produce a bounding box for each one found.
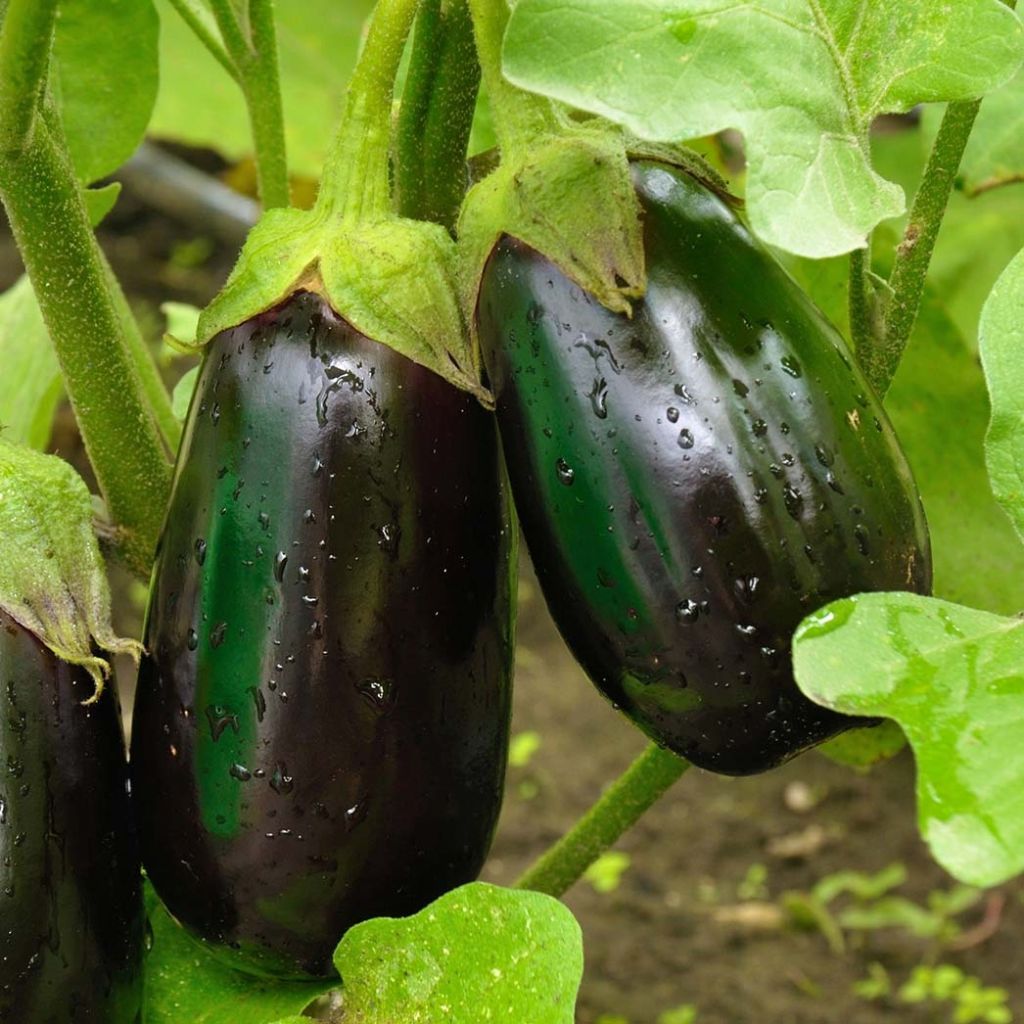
[316,0,420,223]
[0,115,172,574]
[396,0,481,230]
[165,0,239,82]
[467,0,556,160]
[242,0,289,209]
[515,744,690,897]
[208,0,290,209]
[877,100,981,394]
[0,0,58,155]
[395,0,444,217]
[102,253,181,452]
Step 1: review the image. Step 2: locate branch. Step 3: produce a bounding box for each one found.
[515,743,690,897]
[165,0,239,82]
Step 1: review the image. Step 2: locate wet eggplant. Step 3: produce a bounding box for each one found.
[0,611,142,1023]
[476,160,931,775]
[130,291,515,978]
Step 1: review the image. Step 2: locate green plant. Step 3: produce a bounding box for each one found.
[784,862,984,955]
[2,0,1024,1019]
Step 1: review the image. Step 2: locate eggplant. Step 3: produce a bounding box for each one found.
[130,291,515,978]
[476,160,931,776]
[0,612,142,1023]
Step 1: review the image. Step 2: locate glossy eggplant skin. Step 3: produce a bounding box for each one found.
[477,161,931,776]
[0,612,143,1023]
[131,292,514,979]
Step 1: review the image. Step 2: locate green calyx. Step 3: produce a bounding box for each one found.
[458,0,730,332]
[196,0,491,408]
[195,206,490,406]
[0,440,142,700]
[457,121,732,331]
[458,123,646,324]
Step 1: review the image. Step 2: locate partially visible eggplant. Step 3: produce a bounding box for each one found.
[0,611,143,1023]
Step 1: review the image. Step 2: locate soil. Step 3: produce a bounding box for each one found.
[3,157,1022,1024]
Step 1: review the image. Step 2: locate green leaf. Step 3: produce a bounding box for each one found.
[817,721,907,770]
[0,277,62,450]
[793,593,1024,887]
[53,0,160,182]
[657,1007,698,1024]
[508,730,542,768]
[888,297,1024,614]
[151,0,376,179]
[812,863,907,905]
[162,300,202,346]
[978,247,1024,546]
[0,441,142,696]
[172,366,200,421]
[83,182,122,226]
[502,0,1023,258]
[335,882,583,1024]
[838,897,946,938]
[583,851,631,893]
[145,891,333,1024]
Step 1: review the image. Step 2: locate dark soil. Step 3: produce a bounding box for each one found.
[3,156,1022,1024]
[496,566,1024,1023]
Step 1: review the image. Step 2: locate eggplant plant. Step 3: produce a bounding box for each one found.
[1,0,1023,1020]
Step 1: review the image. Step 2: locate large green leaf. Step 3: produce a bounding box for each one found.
[887,296,1024,615]
[53,0,160,182]
[335,883,583,1024]
[0,277,61,450]
[144,892,333,1024]
[151,0,376,179]
[502,0,1023,258]
[978,246,1024,546]
[794,593,1024,887]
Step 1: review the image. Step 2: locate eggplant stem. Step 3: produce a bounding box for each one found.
[515,743,690,898]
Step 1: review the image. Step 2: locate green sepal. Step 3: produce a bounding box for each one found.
[458,125,645,328]
[622,137,733,201]
[320,219,491,405]
[0,440,142,700]
[196,207,491,406]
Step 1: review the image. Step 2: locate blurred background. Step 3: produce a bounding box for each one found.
[3,2,1024,1021]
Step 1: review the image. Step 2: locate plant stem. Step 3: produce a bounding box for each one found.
[848,246,872,358]
[102,253,181,452]
[466,0,556,160]
[0,0,58,155]
[0,114,172,575]
[395,0,444,216]
[207,0,290,210]
[243,0,289,209]
[316,0,421,223]
[165,0,239,82]
[876,99,981,395]
[396,0,482,230]
[515,743,690,897]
